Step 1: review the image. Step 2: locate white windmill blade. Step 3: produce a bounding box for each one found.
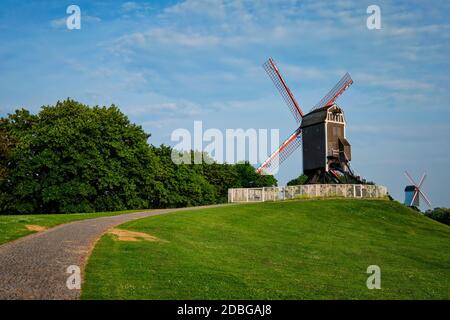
[404,171,418,187]
[410,188,419,206]
[418,189,432,208]
[417,173,426,189]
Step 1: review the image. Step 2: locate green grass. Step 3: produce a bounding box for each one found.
[0,209,145,245]
[81,199,450,299]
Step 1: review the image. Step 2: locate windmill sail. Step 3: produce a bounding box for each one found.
[257,128,302,175]
[310,72,353,111]
[263,58,304,123]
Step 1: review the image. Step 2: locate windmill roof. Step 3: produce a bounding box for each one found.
[300,104,345,128]
[300,106,329,128]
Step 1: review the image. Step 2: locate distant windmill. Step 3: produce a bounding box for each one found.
[404,171,432,209]
[256,57,362,183]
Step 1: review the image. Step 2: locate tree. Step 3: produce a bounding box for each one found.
[0,100,157,214]
[287,174,308,186]
[0,109,38,181]
[232,162,277,188]
[0,100,278,214]
[0,125,12,181]
[424,208,450,226]
[149,146,217,208]
[196,161,240,203]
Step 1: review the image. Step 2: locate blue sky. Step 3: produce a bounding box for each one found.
[1,0,449,209]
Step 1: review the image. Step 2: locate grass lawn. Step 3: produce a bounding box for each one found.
[0,209,145,245]
[82,199,450,299]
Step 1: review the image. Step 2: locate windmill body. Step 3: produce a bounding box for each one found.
[300,104,354,183]
[403,171,432,210]
[256,57,361,183]
[404,185,420,207]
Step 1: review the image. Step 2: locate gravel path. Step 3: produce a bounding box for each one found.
[0,205,224,300]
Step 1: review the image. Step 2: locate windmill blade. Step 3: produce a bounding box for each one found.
[417,174,426,189]
[256,128,302,175]
[410,188,419,206]
[404,171,418,187]
[310,72,353,112]
[418,189,432,208]
[263,58,304,124]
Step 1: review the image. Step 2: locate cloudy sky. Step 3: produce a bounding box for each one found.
[1,0,449,208]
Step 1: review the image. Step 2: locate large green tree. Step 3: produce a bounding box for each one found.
[0,100,156,213]
[0,100,277,214]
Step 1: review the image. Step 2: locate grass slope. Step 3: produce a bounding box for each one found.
[0,210,143,245]
[82,199,450,299]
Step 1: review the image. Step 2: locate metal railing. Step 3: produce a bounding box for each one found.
[228,184,388,203]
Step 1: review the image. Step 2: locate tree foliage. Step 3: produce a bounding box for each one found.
[1,100,156,213]
[424,208,450,226]
[0,124,13,181]
[287,174,308,186]
[0,100,276,214]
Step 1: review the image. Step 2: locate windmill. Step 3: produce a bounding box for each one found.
[404,171,432,209]
[256,57,362,184]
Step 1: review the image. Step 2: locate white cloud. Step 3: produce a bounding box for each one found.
[121,1,153,15]
[50,15,101,29]
[349,124,450,141]
[387,24,450,37]
[111,27,221,50]
[208,97,281,112]
[147,101,203,117]
[280,63,328,80]
[50,17,66,28]
[141,118,179,130]
[121,96,204,119]
[163,0,227,19]
[121,2,139,12]
[110,0,341,51]
[354,72,432,91]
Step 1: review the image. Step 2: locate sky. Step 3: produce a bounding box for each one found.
[0,0,449,209]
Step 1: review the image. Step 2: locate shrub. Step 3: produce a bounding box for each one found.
[425,208,450,226]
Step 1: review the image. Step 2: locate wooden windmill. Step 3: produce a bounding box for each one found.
[404,171,432,209]
[256,57,362,184]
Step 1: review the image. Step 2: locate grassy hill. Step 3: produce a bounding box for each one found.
[82,199,450,299]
